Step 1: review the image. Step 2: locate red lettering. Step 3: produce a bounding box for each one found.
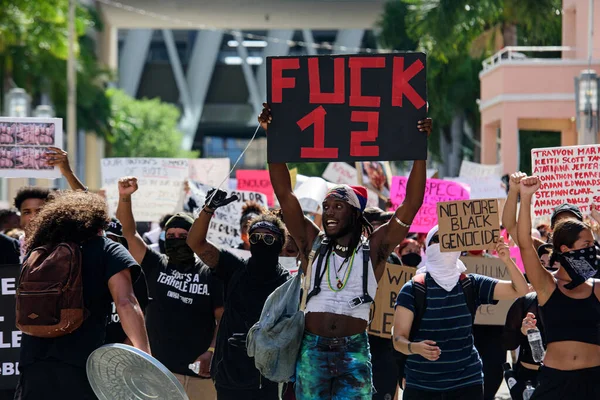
[271,58,300,103]
[350,111,379,157]
[349,57,386,107]
[392,57,426,109]
[298,106,338,159]
[308,58,345,104]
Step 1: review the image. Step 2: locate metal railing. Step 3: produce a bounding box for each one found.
[481,46,576,71]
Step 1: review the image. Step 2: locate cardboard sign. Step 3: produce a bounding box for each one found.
[188,158,230,187]
[0,117,63,179]
[356,161,393,200]
[236,170,275,206]
[266,53,427,163]
[0,264,21,390]
[368,264,417,339]
[437,199,501,252]
[101,158,188,222]
[390,177,470,233]
[531,145,600,218]
[459,160,503,178]
[461,257,513,325]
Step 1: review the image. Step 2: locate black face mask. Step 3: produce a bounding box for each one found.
[165,238,195,265]
[249,241,282,266]
[559,245,599,289]
[401,252,422,267]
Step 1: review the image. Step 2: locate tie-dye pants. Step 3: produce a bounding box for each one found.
[295,331,373,399]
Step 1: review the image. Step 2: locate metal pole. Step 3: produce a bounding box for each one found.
[589,0,594,61]
[67,0,77,167]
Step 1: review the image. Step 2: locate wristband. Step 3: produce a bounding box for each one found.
[407,342,413,354]
[395,216,411,228]
[207,347,215,353]
[203,207,215,215]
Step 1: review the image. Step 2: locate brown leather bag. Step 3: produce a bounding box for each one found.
[16,242,86,338]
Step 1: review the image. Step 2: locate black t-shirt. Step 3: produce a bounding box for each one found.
[211,250,291,390]
[0,233,19,265]
[104,269,150,344]
[19,237,139,368]
[142,249,224,376]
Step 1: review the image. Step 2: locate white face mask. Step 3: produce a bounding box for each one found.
[279,257,299,272]
[424,244,467,292]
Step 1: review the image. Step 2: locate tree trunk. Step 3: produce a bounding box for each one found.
[502,23,518,47]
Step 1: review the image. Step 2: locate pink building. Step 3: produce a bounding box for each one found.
[479,0,600,174]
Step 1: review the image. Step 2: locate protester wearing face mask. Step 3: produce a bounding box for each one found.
[116,177,224,400]
[393,226,528,399]
[517,176,600,399]
[238,201,267,250]
[187,189,291,400]
[397,239,422,267]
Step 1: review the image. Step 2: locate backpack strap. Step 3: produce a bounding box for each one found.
[459,273,477,323]
[302,235,329,308]
[409,273,427,340]
[348,238,374,308]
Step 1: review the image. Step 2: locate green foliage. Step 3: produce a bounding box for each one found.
[0,1,111,136]
[519,130,561,175]
[106,89,198,158]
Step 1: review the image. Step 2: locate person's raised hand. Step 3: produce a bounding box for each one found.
[590,204,600,224]
[258,103,272,131]
[204,188,238,212]
[413,340,441,361]
[519,176,541,197]
[418,118,433,137]
[496,236,511,262]
[118,177,139,197]
[509,172,527,193]
[44,147,72,174]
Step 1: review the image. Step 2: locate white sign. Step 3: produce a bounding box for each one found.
[0,117,63,179]
[446,177,506,199]
[531,145,600,218]
[188,158,230,187]
[459,160,503,178]
[101,158,189,222]
[294,177,329,214]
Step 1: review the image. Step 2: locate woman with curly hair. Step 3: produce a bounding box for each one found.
[17,191,150,400]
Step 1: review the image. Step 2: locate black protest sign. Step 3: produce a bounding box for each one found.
[437,199,500,253]
[0,265,21,390]
[267,53,427,163]
[368,264,416,339]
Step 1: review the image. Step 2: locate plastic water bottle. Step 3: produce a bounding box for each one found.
[523,380,535,400]
[527,327,545,363]
[188,361,200,375]
[502,363,517,391]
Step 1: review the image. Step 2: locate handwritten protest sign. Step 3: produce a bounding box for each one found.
[0,117,63,179]
[531,144,600,217]
[446,176,506,199]
[267,53,427,163]
[0,264,21,390]
[390,177,470,233]
[101,158,189,222]
[188,158,230,187]
[461,257,512,325]
[236,170,275,206]
[459,160,503,178]
[437,199,500,252]
[368,264,416,338]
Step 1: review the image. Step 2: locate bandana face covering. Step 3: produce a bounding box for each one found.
[165,238,195,265]
[559,245,600,289]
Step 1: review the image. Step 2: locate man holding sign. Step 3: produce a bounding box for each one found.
[260,101,431,399]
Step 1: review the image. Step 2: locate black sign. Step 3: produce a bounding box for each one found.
[266,53,427,163]
[0,265,20,390]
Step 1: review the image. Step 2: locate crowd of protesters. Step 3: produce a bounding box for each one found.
[0,105,599,400]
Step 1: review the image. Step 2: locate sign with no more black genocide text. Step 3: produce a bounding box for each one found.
[266,53,427,163]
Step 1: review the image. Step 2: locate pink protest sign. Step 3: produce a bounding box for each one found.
[509,247,525,273]
[236,170,275,206]
[390,177,470,233]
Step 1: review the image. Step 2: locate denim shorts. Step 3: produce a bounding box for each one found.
[295,331,373,400]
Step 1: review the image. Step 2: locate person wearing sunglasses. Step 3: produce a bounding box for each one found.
[187,193,291,400]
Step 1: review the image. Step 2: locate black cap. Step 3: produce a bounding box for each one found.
[106,218,124,238]
[550,203,583,228]
[363,207,384,224]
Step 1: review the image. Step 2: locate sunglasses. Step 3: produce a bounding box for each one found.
[249,232,279,246]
